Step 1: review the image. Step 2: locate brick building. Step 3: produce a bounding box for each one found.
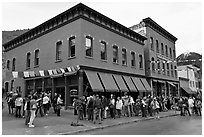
[3,3,152,109]
[130,17,179,97]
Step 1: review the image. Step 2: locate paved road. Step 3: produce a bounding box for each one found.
[80,116,202,135]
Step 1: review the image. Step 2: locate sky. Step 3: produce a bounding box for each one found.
[1,0,203,57]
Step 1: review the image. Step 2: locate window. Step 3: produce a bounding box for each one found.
[6,60,10,70]
[150,37,154,50]
[161,43,164,55]
[34,49,39,66]
[122,48,127,65]
[56,41,62,61]
[12,58,16,71]
[171,64,174,77]
[100,41,107,60]
[165,45,168,57]
[169,48,172,58]
[156,40,159,53]
[68,36,76,58]
[174,66,177,78]
[173,50,176,59]
[10,80,14,91]
[131,51,136,67]
[162,62,165,75]
[139,54,143,69]
[167,63,170,76]
[85,36,93,57]
[157,60,160,74]
[113,45,118,63]
[26,52,31,69]
[151,58,155,72]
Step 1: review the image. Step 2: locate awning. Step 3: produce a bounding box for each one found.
[123,76,137,92]
[131,77,146,92]
[152,80,157,83]
[140,78,152,91]
[98,73,119,92]
[181,87,194,94]
[112,75,129,92]
[167,81,176,87]
[85,71,104,92]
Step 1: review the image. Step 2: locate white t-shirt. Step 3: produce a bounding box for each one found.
[188,98,194,107]
[43,96,49,104]
[116,100,123,110]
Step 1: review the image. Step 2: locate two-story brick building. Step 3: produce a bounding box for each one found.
[130,18,179,98]
[3,3,152,109]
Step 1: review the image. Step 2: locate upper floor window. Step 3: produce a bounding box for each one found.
[12,58,16,71]
[56,41,62,61]
[161,43,164,55]
[171,64,174,77]
[139,54,143,69]
[150,37,154,51]
[122,48,127,65]
[131,51,136,67]
[167,62,170,76]
[157,60,160,74]
[156,40,159,53]
[113,45,118,63]
[26,52,31,69]
[174,66,177,78]
[100,41,107,60]
[169,48,172,58]
[173,50,176,59]
[68,36,76,58]
[151,58,155,72]
[162,62,165,75]
[165,45,168,57]
[6,60,10,70]
[34,49,39,66]
[85,36,93,57]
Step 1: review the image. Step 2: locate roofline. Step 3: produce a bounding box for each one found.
[3,3,147,52]
[142,17,177,43]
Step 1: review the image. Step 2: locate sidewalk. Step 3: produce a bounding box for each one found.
[2,101,180,135]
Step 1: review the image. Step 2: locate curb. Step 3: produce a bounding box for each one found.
[58,113,180,135]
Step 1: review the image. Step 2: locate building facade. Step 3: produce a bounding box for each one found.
[3,3,152,109]
[130,18,179,98]
[177,65,201,94]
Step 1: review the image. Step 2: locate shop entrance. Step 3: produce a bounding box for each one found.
[55,87,65,105]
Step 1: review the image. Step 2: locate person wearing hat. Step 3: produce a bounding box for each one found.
[141,97,147,117]
[151,97,160,119]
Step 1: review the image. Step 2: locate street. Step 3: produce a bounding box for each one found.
[80,116,202,135]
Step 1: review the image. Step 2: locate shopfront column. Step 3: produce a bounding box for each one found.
[164,82,167,98]
[33,79,36,93]
[150,79,153,96]
[42,78,45,91]
[51,78,55,99]
[78,70,84,97]
[65,76,69,110]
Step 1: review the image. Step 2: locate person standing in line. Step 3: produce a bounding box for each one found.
[52,93,58,114]
[177,97,184,116]
[101,95,108,120]
[28,95,38,128]
[116,96,123,118]
[141,97,147,117]
[15,94,23,118]
[87,95,94,121]
[25,95,31,125]
[195,98,202,116]
[109,94,115,119]
[56,94,63,116]
[122,93,130,117]
[151,97,160,119]
[129,95,135,117]
[188,96,194,115]
[183,97,191,116]
[93,94,102,124]
[81,96,87,119]
[35,93,44,117]
[42,93,49,116]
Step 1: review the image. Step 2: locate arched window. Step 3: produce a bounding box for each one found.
[12,58,16,71]
[26,52,31,69]
[150,37,154,51]
[6,60,10,70]
[151,58,155,72]
[157,60,160,74]
[156,40,159,53]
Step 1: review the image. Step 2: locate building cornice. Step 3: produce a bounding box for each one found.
[142,17,177,43]
[3,3,147,52]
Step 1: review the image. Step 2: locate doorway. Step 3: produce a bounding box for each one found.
[55,87,65,105]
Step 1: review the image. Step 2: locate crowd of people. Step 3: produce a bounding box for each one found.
[72,92,203,124]
[5,91,63,128]
[4,90,202,127]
